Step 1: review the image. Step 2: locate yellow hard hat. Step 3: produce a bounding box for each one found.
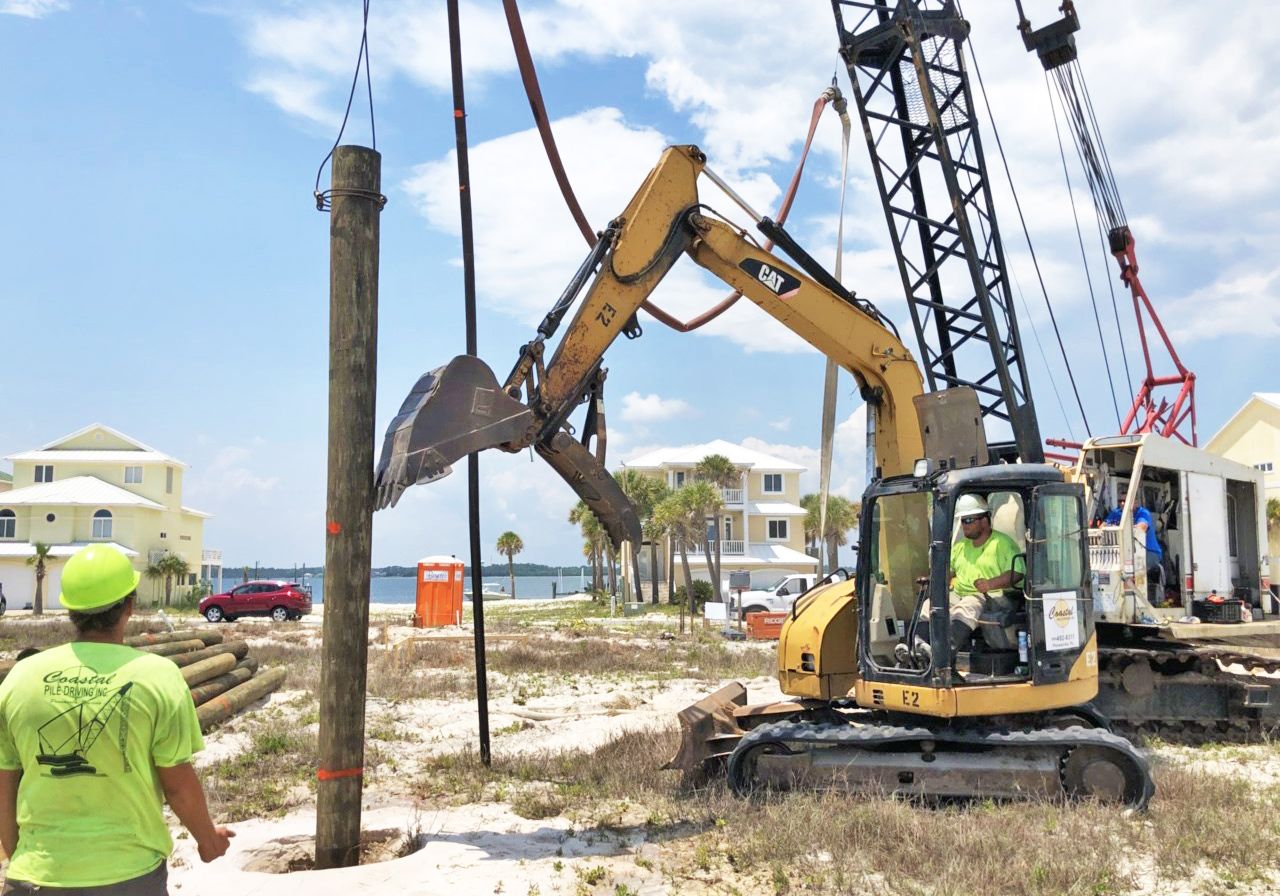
[59,545,140,612]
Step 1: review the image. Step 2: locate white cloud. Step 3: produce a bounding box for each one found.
[189,446,280,497]
[1,0,66,17]
[768,418,790,432]
[1164,267,1280,344]
[620,392,692,424]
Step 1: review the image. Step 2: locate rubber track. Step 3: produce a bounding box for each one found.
[1098,644,1280,744]
[726,720,1154,809]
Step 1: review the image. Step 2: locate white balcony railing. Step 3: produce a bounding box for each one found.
[720,488,744,504]
[202,549,223,564]
[687,540,745,556]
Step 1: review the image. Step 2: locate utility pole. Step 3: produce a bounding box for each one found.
[315,144,381,869]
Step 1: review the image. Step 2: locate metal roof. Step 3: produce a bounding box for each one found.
[0,476,165,509]
[0,541,139,559]
[622,439,805,472]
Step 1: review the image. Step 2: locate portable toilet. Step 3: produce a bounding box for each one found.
[415,555,464,628]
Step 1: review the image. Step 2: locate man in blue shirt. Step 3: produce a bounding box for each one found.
[1105,496,1164,602]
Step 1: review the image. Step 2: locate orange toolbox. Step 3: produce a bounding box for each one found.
[745,611,789,640]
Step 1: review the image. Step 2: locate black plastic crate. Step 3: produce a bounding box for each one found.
[1193,599,1245,624]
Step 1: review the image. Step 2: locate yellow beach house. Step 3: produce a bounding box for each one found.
[0,424,217,609]
[622,439,819,591]
[1205,392,1280,571]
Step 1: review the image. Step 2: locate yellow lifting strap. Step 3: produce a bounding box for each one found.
[818,80,852,575]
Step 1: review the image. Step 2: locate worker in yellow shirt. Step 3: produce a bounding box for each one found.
[898,494,1022,665]
[0,545,234,894]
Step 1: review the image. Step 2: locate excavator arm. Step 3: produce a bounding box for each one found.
[374,144,924,547]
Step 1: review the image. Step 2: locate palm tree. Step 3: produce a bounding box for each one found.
[569,502,607,594]
[156,553,190,606]
[801,493,861,573]
[26,542,51,616]
[495,531,524,598]
[652,493,697,629]
[693,454,738,601]
[1268,498,1280,532]
[614,469,669,603]
[681,481,724,601]
[144,560,165,604]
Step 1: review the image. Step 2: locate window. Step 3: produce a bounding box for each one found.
[92,509,113,539]
[159,531,167,539]
[763,473,783,493]
[723,517,733,539]
[179,534,191,541]
[1255,462,1274,473]
[767,519,789,540]
[165,467,174,494]
[45,513,55,523]
[34,465,53,483]
[674,471,685,488]
[0,510,13,539]
[124,466,143,484]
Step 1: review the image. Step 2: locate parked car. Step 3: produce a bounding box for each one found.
[199,580,312,623]
[729,573,816,619]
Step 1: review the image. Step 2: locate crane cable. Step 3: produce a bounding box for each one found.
[502,0,838,333]
[312,0,378,212]
[1045,72,1124,431]
[959,14,1092,440]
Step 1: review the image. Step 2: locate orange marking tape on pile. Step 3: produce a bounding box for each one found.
[317,766,363,781]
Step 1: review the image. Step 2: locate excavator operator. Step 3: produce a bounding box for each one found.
[898,494,1023,665]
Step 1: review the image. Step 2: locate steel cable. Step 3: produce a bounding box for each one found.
[313,0,380,212]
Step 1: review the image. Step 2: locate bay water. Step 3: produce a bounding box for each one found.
[297,572,591,605]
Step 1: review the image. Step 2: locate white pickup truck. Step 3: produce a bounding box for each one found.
[730,573,816,618]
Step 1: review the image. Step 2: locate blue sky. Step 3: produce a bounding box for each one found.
[2,1,1276,568]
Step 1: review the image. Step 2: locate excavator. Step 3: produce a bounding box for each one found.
[374,143,1154,807]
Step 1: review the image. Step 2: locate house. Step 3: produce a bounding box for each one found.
[1205,392,1280,569]
[0,471,10,494]
[622,439,818,590]
[0,424,217,609]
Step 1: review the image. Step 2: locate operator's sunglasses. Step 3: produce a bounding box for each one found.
[960,514,987,525]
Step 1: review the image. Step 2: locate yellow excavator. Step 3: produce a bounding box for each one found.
[375,144,1154,807]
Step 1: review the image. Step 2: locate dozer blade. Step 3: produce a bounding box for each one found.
[664,681,748,784]
[536,431,642,549]
[374,355,535,510]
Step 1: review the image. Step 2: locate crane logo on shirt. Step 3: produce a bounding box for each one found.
[34,665,132,778]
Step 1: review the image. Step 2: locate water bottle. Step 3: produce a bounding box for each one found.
[1017,630,1029,664]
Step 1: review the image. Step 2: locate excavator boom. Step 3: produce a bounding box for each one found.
[374,145,924,550]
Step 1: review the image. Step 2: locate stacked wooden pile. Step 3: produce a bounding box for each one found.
[0,629,286,732]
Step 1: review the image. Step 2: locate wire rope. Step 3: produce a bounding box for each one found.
[1046,72,1123,430]
[960,15,1091,438]
[313,0,379,211]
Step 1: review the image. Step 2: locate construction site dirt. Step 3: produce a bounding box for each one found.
[4,602,1274,895]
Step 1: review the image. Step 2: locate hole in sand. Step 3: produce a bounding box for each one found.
[241,827,428,873]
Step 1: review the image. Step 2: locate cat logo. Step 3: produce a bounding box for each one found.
[737,259,801,298]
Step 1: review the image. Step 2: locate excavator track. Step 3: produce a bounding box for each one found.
[726,720,1154,809]
[1094,643,1280,745]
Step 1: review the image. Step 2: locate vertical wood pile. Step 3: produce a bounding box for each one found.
[0,629,287,732]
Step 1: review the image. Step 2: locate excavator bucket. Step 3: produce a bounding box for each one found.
[374,355,534,510]
[663,681,748,784]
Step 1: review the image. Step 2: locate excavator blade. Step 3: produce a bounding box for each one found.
[374,355,535,510]
[663,681,748,784]
[536,431,642,549]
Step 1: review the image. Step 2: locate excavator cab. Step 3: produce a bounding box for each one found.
[776,463,1100,718]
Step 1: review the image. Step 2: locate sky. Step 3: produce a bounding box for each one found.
[2,1,1277,569]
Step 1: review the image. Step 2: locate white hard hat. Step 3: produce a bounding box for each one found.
[956,494,990,518]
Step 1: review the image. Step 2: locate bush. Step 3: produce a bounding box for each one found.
[674,579,714,612]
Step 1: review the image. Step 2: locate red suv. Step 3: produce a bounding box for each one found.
[200,581,312,623]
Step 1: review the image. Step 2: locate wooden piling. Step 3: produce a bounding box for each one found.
[168,641,248,668]
[180,653,238,687]
[189,659,258,706]
[138,639,206,657]
[196,667,287,730]
[316,144,381,870]
[125,630,223,647]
